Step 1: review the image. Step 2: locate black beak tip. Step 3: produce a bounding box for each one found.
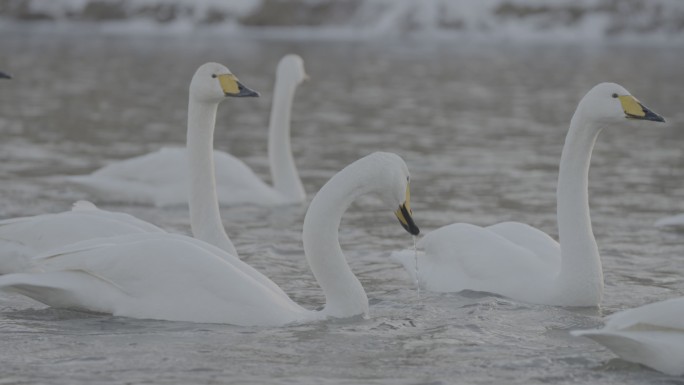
[399,205,420,236]
[0,72,11,79]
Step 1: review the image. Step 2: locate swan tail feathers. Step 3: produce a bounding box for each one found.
[572,328,684,376]
[0,270,121,313]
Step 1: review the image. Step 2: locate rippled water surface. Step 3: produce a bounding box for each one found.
[1,32,684,384]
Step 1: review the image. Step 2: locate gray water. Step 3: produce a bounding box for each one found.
[1,32,684,384]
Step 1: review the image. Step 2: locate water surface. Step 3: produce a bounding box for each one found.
[1,32,684,384]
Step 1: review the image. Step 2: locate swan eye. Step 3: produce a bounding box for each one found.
[211,74,217,78]
[612,93,618,98]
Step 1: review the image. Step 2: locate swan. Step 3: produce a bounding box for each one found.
[655,214,684,229]
[572,297,684,375]
[392,82,665,306]
[67,54,308,207]
[0,63,259,273]
[0,152,420,326]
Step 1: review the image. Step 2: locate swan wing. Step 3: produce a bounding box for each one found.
[654,214,684,228]
[603,297,684,331]
[67,147,190,206]
[7,233,306,325]
[486,221,561,269]
[572,297,684,375]
[407,223,556,295]
[212,149,288,205]
[0,206,165,274]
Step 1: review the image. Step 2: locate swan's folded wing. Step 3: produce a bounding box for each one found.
[0,270,126,314]
[26,233,301,323]
[486,221,560,268]
[604,297,684,331]
[418,223,548,281]
[572,327,684,376]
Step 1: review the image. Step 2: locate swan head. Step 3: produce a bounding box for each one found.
[277,54,309,85]
[578,82,665,126]
[190,62,259,103]
[364,152,420,236]
[0,71,11,79]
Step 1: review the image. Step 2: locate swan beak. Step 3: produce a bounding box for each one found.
[395,185,420,235]
[619,95,665,122]
[218,74,260,98]
[0,71,11,79]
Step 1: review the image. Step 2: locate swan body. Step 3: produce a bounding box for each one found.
[393,83,665,306]
[68,54,308,207]
[0,152,419,326]
[572,297,684,375]
[655,214,684,229]
[0,63,260,273]
[0,201,164,274]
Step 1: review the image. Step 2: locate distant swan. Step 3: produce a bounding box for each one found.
[572,297,684,375]
[68,54,308,207]
[392,83,665,306]
[0,152,420,326]
[0,63,258,273]
[655,214,684,229]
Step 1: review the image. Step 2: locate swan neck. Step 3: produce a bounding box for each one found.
[268,76,305,202]
[303,165,370,318]
[186,98,238,257]
[555,112,603,302]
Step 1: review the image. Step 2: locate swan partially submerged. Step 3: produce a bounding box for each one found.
[68,54,308,207]
[0,63,258,273]
[392,83,665,306]
[0,152,419,326]
[572,297,684,376]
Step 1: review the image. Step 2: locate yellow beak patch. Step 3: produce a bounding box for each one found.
[618,95,645,118]
[218,74,239,95]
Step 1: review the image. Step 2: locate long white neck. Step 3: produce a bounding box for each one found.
[555,111,604,305]
[302,162,372,318]
[186,98,238,257]
[267,76,305,202]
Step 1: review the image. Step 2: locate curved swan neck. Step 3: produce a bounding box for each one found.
[302,163,372,318]
[186,98,238,257]
[267,75,305,202]
[555,112,604,303]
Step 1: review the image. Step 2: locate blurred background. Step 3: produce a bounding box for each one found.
[1,0,684,40]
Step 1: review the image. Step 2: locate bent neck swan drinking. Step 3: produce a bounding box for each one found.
[0,152,419,326]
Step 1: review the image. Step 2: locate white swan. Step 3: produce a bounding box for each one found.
[655,214,684,229]
[67,54,308,207]
[0,63,259,273]
[392,83,665,306]
[572,297,684,375]
[0,152,420,326]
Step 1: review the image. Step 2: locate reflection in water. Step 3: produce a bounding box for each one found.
[0,32,683,384]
